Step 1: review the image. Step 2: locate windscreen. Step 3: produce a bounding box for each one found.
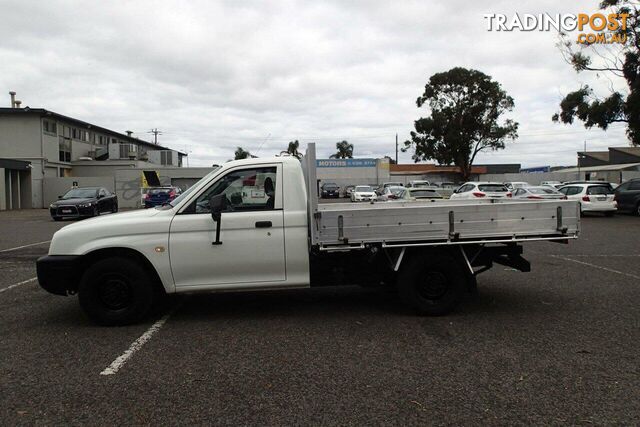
[587,186,613,195]
[169,167,220,207]
[478,184,508,192]
[355,186,372,192]
[148,188,172,195]
[62,188,97,199]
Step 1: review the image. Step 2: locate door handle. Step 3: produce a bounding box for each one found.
[255,221,272,228]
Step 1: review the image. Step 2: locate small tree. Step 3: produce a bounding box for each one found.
[403,67,518,180]
[285,140,302,159]
[234,147,255,160]
[329,140,354,159]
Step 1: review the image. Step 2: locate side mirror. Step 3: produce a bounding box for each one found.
[98,194,104,199]
[209,194,227,245]
[57,195,62,199]
[209,194,227,222]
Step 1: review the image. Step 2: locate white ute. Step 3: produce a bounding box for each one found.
[37,144,580,325]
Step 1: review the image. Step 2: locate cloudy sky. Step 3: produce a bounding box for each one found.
[0,0,630,167]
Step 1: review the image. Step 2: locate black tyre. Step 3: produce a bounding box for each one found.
[78,257,153,326]
[636,202,640,217]
[398,254,466,316]
[112,203,118,213]
[93,206,100,217]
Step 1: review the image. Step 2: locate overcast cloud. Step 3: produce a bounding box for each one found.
[0,0,631,167]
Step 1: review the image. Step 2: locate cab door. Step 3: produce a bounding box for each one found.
[168,164,286,289]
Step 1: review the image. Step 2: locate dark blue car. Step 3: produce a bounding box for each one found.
[143,187,181,208]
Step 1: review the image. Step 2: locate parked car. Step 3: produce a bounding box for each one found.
[143,187,182,208]
[407,180,431,188]
[50,187,118,221]
[504,181,529,190]
[450,182,511,199]
[561,181,616,191]
[406,188,443,200]
[435,182,458,189]
[558,183,616,216]
[614,178,640,215]
[376,186,407,201]
[376,182,404,195]
[320,182,340,198]
[343,185,356,198]
[351,185,377,202]
[512,186,566,200]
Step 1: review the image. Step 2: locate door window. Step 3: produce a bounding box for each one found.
[189,167,277,214]
[628,181,640,191]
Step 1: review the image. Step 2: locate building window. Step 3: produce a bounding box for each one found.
[43,119,57,135]
[161,151,174,166]
[63,126,71,138]
[119,143,137,159]
[59,137,71,162]
[82,131,89,142]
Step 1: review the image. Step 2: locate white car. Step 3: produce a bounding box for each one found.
[407,180,431,188]
[504,181,529,190]
[450,182,511,200]
[558,183,617,216]
[351,185,377,202]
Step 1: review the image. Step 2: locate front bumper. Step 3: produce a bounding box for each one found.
[50,205,95,219]
[36,255,83,296]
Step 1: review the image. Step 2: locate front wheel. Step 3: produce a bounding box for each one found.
[112,203,118,213]
[398,254,466,316]
[78,257,153,326]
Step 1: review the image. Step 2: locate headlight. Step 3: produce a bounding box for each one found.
[49,204,56,209]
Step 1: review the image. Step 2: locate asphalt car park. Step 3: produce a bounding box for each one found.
[1,209,639,424]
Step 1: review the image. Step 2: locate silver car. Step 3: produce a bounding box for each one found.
[512,186,566,200]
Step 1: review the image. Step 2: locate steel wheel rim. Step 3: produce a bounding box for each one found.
[98,274,133,310]
[418,271,449,300]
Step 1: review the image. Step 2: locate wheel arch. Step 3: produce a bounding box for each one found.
[80,247,166,296]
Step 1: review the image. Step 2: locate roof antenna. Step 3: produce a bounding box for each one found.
[255,133,271,155]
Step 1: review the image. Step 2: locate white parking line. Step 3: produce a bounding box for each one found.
[100,311,174,376]
[0,277,37,294]
[551,255,640,280]
[0,240,51,253]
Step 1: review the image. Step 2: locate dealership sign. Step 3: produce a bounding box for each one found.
[317,159,377,168]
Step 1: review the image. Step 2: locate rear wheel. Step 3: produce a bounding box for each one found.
[78,257,153,326]
[398,254,466,316]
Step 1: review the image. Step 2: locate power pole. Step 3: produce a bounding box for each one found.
[395,133,398,164]
[148,128,163,144]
